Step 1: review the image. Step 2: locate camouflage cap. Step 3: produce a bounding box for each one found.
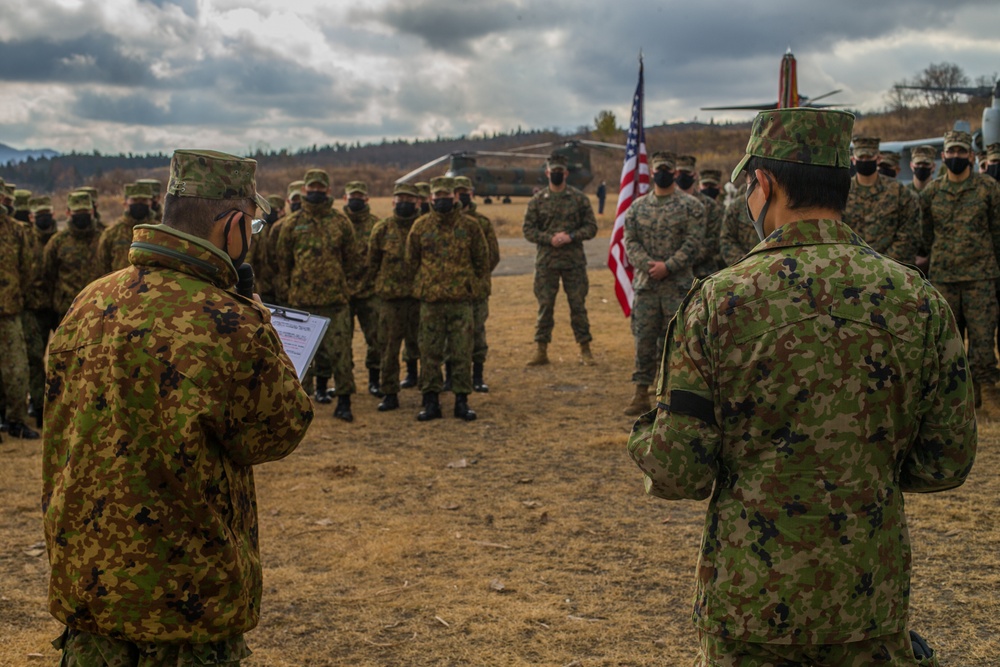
[29,195,53,213]
[911,145,937,165]
[988,143,1000,162]
[651,151,676,170]
[303,169,329,188]
[675,155,697,172]
[944,130,972,150]
[546,154,569,170]
[13,189,32,211]
[2,184,15,198]
[429,176,455,195]
[453,176,473,191]
[136,178,162,196]
[732,108,854,182]
[851,136,880,159]
[266,195,286,211]
[700,169,722,185]
[393,182,420,197]
[67,191,93,212]
[344,180,367,195]
[124,182,153,199]
[287,180,304,199]
[167,149,270,213]
[879,151,901,169]
[76,186,98,198]
[415,182,431,198]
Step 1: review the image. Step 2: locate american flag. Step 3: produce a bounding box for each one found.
[608,59,648,317]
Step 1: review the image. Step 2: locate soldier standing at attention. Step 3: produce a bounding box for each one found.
[622,151,704,416]
[23,196,59,428]
[12,189,33,223]
[698,169,723,202]
[718,173,760,266]
[909,145,938,194]
[454,175,500,392]
[843,136,921,263]
[43,149,313,666]
[368,182,422,411]
[522,154,598,366]
[266,182,305,305]
[879,150,902,178]
[74,186,106,232]
[97,182,156,274]
[343,181,384,397]
[406,177,488,422]
[44,192,103,322]
[921,129,1000,410]
[676,155,722,278]
[628,108,975,667]
[136,178,163,222]
[276,169,359,421]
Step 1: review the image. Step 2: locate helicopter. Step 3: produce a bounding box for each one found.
[395,139,624,202]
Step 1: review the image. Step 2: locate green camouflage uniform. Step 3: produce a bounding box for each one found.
[0,205,35,426]
[692,191,723,278]
[98,210,156,275]
[406,208,489,394]
[844,173,921,262]
[264,213,294,304]
[629,110,968,667]
[345,203,382,372]
[44,217,103,318]
[369,211,420,395]
[623,190,704,386]
[463,202,500,364]
[920,171,1000,384]
[274,200,359,395]
[247,196,285,304]
[719,183,760,266]
[522,184,597,344]
[23,218,58,412]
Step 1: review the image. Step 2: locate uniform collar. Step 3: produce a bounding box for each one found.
[746,218,868,257]
[128,224,238,289]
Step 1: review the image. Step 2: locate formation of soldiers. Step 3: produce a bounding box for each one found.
[621,131,1000,416]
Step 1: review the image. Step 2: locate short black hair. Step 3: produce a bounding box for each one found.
[162,193,253,238]
[745,157,851,213]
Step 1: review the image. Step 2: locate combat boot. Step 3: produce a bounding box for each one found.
[401,360,418,389]
[579,342,594,365]
[314,377,332,404]
[442,362,453,392]
[454,394,477,421]
[623,384,651,416]
[8,420,40,440]
[417,392,442,421]
[526,342,549,366]
[368,368,383,397]
[377,393,399,412]
[472,362,489,393]
[333,395,353,422]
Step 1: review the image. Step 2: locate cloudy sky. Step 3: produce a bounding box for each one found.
[1,0,999,156]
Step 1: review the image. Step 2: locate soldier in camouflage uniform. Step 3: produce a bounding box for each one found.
[628,108,972,667]
[286,179,304,214]
[0,177,40,439]
[43,149,312,667]
[921,129,1000,410]
[343,181,384,397]
[984,142,1000,182]
[622,151,704,416]
[879,150,902,178]
[676,155,722,278]
[368,182,422,411]
[909,145,938,194]
[402,181,433,385]
[265,181,305,305]
[455,175,500,392]
[137,178,163,222]
[698,168,723,202]
[416,181,431,216]
[97,182,156,274]
[12,188,33,223]
[247,194,285,304]
[275,169,360,421]
[843,136,921,263]
[522,154,598,365]
[44,192,104,321]
[23,196,59,427]
[406,177,488,422]
[719,175,760,266]
[74,186,107,232]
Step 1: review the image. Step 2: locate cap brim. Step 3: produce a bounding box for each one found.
[731,154,752,183]
[254,192,271,214]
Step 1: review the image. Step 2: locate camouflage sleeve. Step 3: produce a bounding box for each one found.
[469,219,489,280]
[627,284,721,500]
[43,236,59,288]
[222,316,314,466]
[989,180,1000,274]
[623,201,652,269]
[96,228,113,276]
[664,199,705,274]
[405,221,421,279]
[571,192,598,242]
[483,218,501,271]
[701,199,723,267]
[17,225,37,294]
[339,219,360,280]
[902,291,976,492]
[919,187,934,257]
[888,187,920,263]
[367,222,385,284]
[719,201,746,266]
[522,196,551,246]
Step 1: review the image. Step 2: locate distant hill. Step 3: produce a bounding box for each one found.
[0,143,59,166]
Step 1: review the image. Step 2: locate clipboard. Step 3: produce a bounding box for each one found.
[265,304,331,380]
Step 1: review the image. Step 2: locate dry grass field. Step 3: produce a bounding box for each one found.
[2,263,998,666]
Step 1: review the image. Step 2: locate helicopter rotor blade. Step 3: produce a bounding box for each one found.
[803,89,842,105]
[395,154,454,184]
[574,139,627,150]
[506,141,559,152]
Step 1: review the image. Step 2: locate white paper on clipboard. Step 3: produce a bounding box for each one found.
[265,304,330,380]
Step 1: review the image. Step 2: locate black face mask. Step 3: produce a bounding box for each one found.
[458,193,472,208]
[264,211,280,225]
[303,191,328,205]
[70,213,93,230]
[13,210,30,222]
[290,201,302,212]
[653,170,674,189]
[420,202,431,215]
[701,186,720,200]
[676,172,696,190]
[549,171,565,186]
[944,157,970,175]
[394,201,417,218]
[878,164,897,178]
[129,203,150,219]
[346,198,367,212]
[912,165,934,181]
[432,198,455,214]
[987,164,1000,181]
[35,213,54,230]
[854,160,878,177]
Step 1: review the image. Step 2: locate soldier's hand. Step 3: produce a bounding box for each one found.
[647,261,669,281]
[915,255,930,274]
[551,232,571,247]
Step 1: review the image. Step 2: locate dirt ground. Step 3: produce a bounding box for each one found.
[2,245,998,665]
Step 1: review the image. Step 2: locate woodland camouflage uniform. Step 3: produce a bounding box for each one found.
[343,181,383,380]
[136,178,163,222]
[676,155,722,278]
[44,192,103,318]
[246,194,285,303]
[23,196,59,421]
[628,108,970,667]
[97,182,156,275]
[719,182,760,266]
[43,150,312,665]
